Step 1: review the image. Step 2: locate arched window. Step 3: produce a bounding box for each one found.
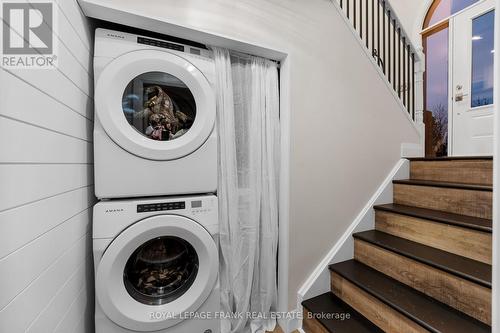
[424,0,480,28]
[421,0,481,156]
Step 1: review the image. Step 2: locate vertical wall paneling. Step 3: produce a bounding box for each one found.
[0,0,95,332]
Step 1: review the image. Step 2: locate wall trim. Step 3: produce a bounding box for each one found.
[295,158,410,330]
[277,55,292,331]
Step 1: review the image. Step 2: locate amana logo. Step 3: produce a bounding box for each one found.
[105,209,124,213]
[106,33,125,39]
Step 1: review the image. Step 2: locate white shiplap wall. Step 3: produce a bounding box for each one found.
[0,0,95,332]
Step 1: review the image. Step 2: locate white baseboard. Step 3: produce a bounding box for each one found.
[294,159,410,330]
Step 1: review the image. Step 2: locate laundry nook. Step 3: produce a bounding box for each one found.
[0,0,498,333]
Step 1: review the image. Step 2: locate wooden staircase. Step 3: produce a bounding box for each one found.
[302,157,493,333]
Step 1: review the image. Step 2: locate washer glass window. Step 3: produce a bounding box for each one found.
[123,236,199,305]
[122,72,196,141]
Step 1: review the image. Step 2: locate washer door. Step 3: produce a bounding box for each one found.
[96,215,218,332]
[95,49,215,161]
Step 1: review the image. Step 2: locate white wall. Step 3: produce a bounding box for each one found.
[0,0,95,332]
[78,0,421,312]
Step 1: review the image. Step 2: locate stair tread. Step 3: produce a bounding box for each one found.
[393,179,493,191]
[408,156,493,161]
[374,203,492,233]
[353,230,491,287]
[302,292,384,333]
[329,260,491,333]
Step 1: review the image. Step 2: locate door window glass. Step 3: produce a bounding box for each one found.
[124,236,199,305]
[471,10,495,108]
[122,72,196,141]
[424,27,449,156]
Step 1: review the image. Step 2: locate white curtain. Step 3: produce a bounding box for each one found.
[213,47,280,333]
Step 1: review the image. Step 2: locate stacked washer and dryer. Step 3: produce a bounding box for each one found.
[92,29,220,333]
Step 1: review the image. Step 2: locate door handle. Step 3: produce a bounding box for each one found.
[455,92,469,102]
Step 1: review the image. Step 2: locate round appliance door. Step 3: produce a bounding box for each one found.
[96,215,218,332]
[95,49,215,161]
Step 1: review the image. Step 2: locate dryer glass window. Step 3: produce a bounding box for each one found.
[122,72,196,141]
[123,236,199,305]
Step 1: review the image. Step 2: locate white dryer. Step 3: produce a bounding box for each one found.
[94,29,217,199]
[93,195,220,333]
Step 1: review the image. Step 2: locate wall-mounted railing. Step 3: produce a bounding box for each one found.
[333,0,424,123]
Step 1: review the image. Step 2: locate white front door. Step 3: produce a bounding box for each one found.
[451,0,495,156]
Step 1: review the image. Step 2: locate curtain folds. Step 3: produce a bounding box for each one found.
[213,47,280,333]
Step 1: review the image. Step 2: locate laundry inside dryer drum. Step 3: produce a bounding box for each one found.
[122,71,196,142]
[123,236,199,305]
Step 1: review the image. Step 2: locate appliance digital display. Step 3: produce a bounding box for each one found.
[191,200,202,208]
[137,37,184,52]
[137,201,185,213]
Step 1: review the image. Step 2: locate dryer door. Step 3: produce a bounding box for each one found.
[95,49,215,160]
[96,215,218,331]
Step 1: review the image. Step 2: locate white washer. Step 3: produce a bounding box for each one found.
[94,29,217,199]
[93,195,220,333]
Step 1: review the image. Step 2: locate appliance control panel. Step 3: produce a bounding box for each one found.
[137,37,184,52]
[137,201,186,213]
